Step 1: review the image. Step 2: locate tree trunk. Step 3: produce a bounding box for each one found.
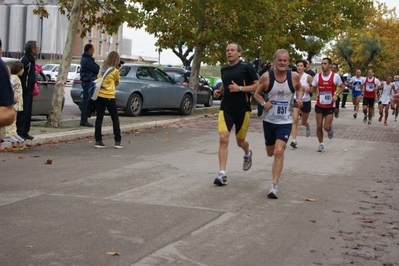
[189,44,205,112]
[46,0,84,128]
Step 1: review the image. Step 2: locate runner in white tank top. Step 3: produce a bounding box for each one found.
[378,76,395,126]
[254,49,303,199]
[289,60,313,148]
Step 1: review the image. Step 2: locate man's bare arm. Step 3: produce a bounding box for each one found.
[0,106,15,127]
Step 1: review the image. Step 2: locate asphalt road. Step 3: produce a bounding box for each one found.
[1,102,398,265]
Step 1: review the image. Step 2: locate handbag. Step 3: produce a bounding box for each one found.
[33,63,42,97]
[89,67,114,100]
[33,81,40,97]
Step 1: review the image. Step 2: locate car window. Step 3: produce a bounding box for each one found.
[119,66,130,77]
[42,65,55,71]
[165,72,182,80]
[69,65,77,72]
[136,67,155,81]
[175,74,185,83]
[153,68,173,82]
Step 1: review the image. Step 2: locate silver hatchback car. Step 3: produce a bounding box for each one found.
[70,64,197,116]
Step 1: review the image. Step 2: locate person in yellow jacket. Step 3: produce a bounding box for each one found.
[94,51,123,149]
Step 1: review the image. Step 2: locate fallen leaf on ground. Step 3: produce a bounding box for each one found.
[305,198,319,202]
[358,218,374,223]
[45,159,53,164]
[106,252,120,256]
[26,245,34,248]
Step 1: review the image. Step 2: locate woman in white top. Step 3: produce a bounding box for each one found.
[290,60,313,149]
[378,76,396,126]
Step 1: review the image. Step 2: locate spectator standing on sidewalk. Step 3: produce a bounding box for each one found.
[16,40,38,140]
[290,59,313,149]
[254,49,303,199]
[213,42,259,186]
[362,69,381,126]
[3,62,25,143]
[310,58,344,152]
[80,43,100,127]
[94,51,123,149]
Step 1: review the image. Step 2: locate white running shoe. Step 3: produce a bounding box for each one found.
[243,149,253,171]
[13,135,25,143]
[214,172,227,186]
[317,143,324,152]
[267,184,278,199]
[7,135,18,143]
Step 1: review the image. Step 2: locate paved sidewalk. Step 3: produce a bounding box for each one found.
[0,108,219,151]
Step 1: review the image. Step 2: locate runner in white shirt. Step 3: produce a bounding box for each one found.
[289,59,313,149]
[348,69,365,118]
[378,76,396,126]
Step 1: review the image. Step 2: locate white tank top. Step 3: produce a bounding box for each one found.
[263,78,294,124]
[380,82,394,104]
[299,72,311,102]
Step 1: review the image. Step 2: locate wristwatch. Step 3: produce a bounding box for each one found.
[238,86,243,92]
[261,101,266,107]
[334,92,340,96]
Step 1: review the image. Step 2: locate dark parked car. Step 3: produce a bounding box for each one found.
[70,64,197,117]
[162,67,187,80]
[2,57,64,117]
[175,72,213,107]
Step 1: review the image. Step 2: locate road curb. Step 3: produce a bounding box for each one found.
[1,119,182,151]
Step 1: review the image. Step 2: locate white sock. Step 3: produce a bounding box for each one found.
[220,170,226,175]
[245,149,251,157]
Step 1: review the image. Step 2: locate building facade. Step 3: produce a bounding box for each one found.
[0,0,123,61]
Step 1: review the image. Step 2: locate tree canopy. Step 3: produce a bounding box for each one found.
[127,0,373,66]
[328,2,399,77]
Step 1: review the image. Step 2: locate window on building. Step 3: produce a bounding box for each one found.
[99,41,102,55]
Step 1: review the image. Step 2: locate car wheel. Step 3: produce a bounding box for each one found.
[178,94,193,115]
[204,94,213,107]
[125,93,142,116]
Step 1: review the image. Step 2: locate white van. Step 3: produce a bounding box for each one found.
[52,64,81,84]
[67,64,81,84]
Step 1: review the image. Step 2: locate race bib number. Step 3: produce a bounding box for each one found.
[355,84,361,91]
[319,92,332,105]
[366,84,375,92]
[270,100,289,120]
